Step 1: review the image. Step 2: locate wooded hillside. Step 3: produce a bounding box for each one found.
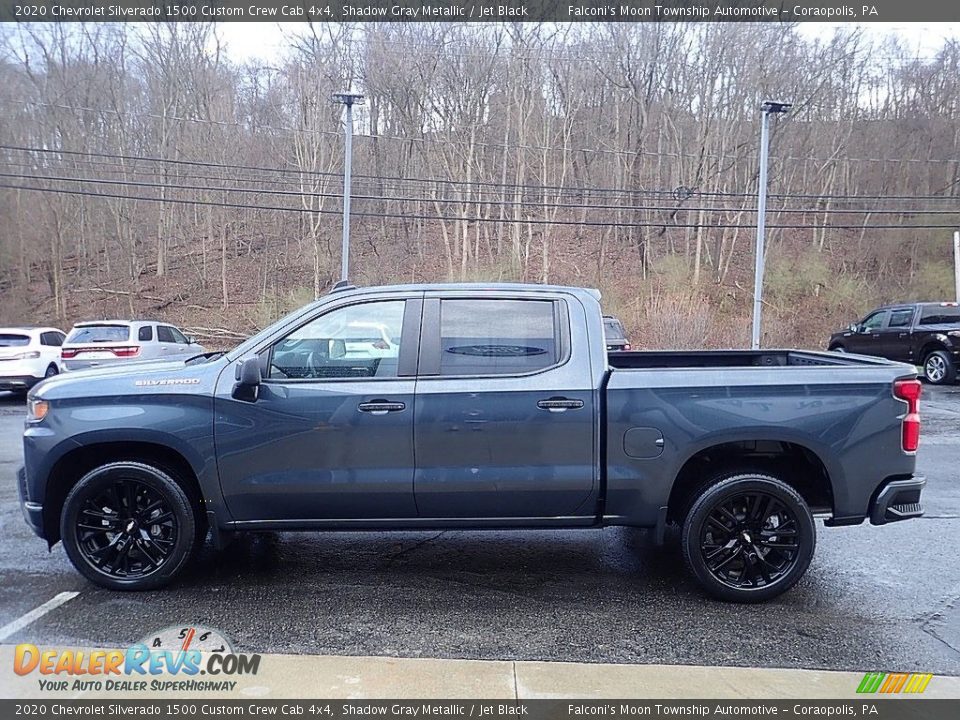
[1,23,958,349]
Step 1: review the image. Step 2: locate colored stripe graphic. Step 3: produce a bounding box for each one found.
[858,672,933,694]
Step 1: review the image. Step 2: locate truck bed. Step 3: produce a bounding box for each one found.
[608,349,899,369]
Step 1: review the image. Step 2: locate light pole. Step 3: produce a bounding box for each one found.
[751,100,792,350]
[333,90,364,283]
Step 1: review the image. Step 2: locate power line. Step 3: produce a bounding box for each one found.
[3,169,960,217]
[3,143,959,203]
[2,180,958,231]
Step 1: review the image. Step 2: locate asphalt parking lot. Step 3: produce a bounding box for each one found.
[1,388,958,675]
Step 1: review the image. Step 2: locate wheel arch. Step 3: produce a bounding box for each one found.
[42,440,206,546]
[666,438,834,524]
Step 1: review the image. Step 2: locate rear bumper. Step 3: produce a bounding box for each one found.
[17,466,45,538]
[869,476,925,525]
[0,375,40,391]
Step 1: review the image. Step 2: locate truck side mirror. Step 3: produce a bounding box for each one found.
[233,356,262,401]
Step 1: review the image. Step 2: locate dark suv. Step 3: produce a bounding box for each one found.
[828,302,960,384]
[603,315,631,351]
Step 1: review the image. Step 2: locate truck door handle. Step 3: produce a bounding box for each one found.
[537,397,584,412]
[358,400,406,415]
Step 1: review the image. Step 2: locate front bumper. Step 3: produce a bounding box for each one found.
[17,466,45,538]
[0,375,40,391]
[870,476,925,525]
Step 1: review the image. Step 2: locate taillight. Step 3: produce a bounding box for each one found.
[112,346,141,358]
[893,379,922,453]
[60,348,77,359]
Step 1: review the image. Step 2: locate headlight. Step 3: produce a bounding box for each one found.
[27,398,49,422]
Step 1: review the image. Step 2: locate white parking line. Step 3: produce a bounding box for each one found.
[0,591,80,642]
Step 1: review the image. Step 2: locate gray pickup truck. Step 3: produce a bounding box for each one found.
[18,283,925,602]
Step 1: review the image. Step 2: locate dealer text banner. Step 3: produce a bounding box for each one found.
[0,0,957,23]
[2,701,960,720]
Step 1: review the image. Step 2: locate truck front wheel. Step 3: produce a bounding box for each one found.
[60,462,198,591]
[681,472,816,603]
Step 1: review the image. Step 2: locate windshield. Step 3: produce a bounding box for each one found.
[66,325,130,343]
[919,306,960,325]
[0,333,30,347]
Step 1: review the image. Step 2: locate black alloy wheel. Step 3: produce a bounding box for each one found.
[682,473,815,602]
[61,462,198,590]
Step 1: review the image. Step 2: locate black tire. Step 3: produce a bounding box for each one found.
[681,472,816,603]
[923,350,956,385]
[44,364,59,378]
[61,462,198,591]
[828,344,845,353]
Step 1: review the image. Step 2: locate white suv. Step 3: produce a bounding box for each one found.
[61,320,205,371]
[0,326,66,395]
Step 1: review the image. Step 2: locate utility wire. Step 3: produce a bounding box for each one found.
[3,170,960,217]
[2,181,958,230]
[3,144,959,203]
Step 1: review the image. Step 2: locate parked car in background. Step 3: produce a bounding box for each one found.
[0,327,65,394]
[61,321,205,371]
[828,302,960,385]
[603,315,632,351]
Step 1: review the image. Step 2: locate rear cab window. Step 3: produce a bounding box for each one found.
[919,305,960,325]
[66,325,130,343]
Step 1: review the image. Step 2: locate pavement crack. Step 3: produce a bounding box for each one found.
[385,531,446,562]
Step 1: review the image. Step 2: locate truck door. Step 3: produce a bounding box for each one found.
[214,295,422,521]
[877,307,915,362]
[847,310,888,356]
[413,293,597,520]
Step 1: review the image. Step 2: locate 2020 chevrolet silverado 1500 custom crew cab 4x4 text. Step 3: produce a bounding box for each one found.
[19,284,925,602]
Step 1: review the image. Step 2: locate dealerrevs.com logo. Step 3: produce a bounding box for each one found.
[13,625,261,693]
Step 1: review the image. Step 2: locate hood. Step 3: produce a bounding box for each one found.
[32,356,226,399]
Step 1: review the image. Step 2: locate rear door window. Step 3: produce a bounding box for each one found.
[66,325,130,343]
[438,299,560,376]
[138,326,154,342]
[887,309,914,328]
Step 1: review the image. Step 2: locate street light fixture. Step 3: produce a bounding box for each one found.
[751,100,792,350]
[332,90,365,283]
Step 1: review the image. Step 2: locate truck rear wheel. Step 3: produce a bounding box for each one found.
[681,472,815,603]
[61,462,198,591]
